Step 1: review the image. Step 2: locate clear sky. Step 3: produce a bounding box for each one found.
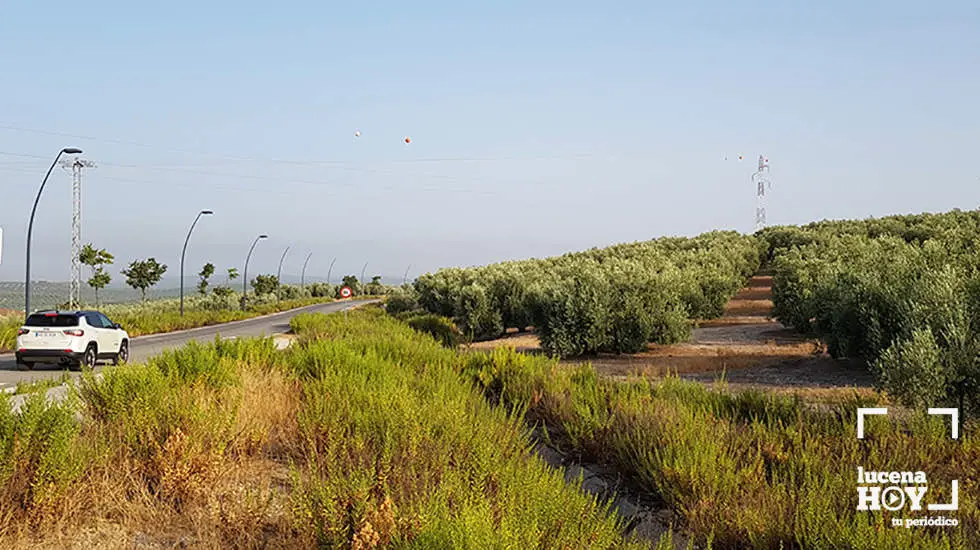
[1,1,978,285]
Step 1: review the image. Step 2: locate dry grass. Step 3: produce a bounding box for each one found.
[1,457,305,550]
[467,332,542,354]
[0,343,310,550]
[230,362,303,459]
[574,340,823,377]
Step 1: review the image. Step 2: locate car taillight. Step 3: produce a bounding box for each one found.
[63,329,84,337]
[18,328,29,335]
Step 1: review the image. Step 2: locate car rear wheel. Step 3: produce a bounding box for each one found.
[113,340,129,365]
[74,344,97,371]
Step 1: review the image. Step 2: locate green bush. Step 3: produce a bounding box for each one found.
[307,282,334,298]
[453,283,503,340]
[287,310,646,549]
[385,289,420,316]
[405,313,464,348]
[0,392,87,512]
[462,345,978,549]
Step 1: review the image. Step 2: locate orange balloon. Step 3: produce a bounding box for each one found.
[404,137,411,144]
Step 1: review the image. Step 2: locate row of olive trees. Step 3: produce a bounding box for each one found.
[393,231,763,358]
[762,208,980,418]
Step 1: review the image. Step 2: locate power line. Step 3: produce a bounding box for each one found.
[0,162,570,201]
[0,151,565,197]
[0,122,618,168]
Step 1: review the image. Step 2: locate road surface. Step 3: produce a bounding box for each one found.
[0,299,376,390]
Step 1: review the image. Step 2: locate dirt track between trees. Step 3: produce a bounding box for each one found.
[470,275,876,397]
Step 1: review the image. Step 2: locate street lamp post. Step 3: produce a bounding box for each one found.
[360,262,368,295]
[276,246,290,307]
[179,209,213,316]
[25,147,82,321]
[403,264,412,285]
[301,252,313,289]
[326,257,336,285]
[242,234,268,310]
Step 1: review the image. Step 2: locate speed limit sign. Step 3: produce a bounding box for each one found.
[340,286,352,298]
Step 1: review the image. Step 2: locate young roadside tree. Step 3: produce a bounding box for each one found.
[341,274,361,296]
[121,258,168,303]
[88,267,112,308]
[210,267,240,299]
[198,262,216,295]
[79,243,114,307]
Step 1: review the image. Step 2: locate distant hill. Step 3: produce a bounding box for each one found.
[0,281,182,310]
[0,274,408,310]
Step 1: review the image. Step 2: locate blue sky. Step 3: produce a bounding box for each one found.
[1,1,978,284]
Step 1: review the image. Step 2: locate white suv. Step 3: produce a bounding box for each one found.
[15,310,130,371]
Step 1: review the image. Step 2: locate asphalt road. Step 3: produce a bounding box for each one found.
[0,299,376,390]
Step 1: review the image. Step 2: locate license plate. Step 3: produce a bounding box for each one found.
[35,331,56,338]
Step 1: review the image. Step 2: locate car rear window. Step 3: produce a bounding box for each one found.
[25,314,79,327]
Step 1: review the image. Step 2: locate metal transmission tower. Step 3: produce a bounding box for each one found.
[60,157,96,308]
[751,155,771,232]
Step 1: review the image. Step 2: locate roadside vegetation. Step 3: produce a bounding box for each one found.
[1,252,400,352]
[460,344,976,549]
[0,293,334,353]
[0,307,659,549]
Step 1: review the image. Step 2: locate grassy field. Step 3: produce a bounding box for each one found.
[302,307,978,549]
[461,344,976,549]
[1,305,973,548]
[0,305,674,549]
[0,294,340,353]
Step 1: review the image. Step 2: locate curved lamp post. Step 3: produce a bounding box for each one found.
[403,264,412,285]
[301,252,313,288]
[276,246,290,307]
[242,234,268,310]
[179,209,213,316]
[25,147,82,321]
[326,257,337,285]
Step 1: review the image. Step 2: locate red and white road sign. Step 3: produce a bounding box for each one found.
[339,286,352,298]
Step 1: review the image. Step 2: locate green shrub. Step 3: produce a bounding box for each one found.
[0,392,87,512]
[385,289,420,316]
[287,310,646,549]
[307,282,335,298]
[405,313,463,348]
[462,344,978,549]
[453,282,504,340]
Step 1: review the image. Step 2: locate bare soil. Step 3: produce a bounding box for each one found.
[469,275,876,398]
